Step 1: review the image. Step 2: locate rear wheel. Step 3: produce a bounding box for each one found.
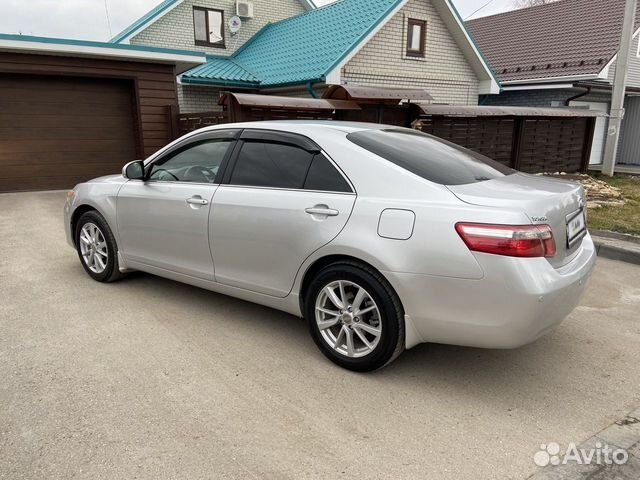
[75,211,123,283]
[305,261,404,371]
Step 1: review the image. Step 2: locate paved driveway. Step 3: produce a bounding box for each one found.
[1,191,639,480]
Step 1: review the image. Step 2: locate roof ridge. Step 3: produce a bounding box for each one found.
[468,0,572,23]
[228,56,263,81]
[267,0,351,27]
[322,0,405,78]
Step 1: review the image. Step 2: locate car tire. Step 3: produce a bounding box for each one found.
[305,261,405,372]
[75,210,124,283]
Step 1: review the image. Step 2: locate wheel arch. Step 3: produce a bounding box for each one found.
[70,205,99,247]
[298,254,402,314]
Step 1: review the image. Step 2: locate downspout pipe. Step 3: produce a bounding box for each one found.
[307,82,319,99]
[565,86,591,106]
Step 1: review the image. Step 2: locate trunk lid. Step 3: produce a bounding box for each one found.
[448,173,587,267]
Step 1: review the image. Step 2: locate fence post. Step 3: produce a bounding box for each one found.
[167,105,179,140]
[580,117,596,173]
[510,117,525,170]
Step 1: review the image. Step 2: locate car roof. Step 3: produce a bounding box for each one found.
[203,120,390,135]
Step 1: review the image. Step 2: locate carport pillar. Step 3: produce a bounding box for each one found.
[602,0,637,176]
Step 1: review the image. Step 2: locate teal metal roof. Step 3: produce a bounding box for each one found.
[181,56,261,88]
[181,0,403,88]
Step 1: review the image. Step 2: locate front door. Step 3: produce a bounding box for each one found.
[117,131,237,280]
[211,131,356,297]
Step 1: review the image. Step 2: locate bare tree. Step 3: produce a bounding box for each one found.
[513,0,560,8]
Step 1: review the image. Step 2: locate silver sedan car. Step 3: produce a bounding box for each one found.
[64,121,596,371]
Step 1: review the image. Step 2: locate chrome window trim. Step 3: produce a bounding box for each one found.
[218,184,357,196]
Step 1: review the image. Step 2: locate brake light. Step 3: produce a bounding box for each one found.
[455,223,556,258]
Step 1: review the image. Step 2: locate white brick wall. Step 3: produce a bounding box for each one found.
[341,0,480,105]
[178,84,225,112]
[130,0,306,55]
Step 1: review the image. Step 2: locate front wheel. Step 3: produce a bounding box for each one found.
[305,262,405,372]
[75,210,123,283]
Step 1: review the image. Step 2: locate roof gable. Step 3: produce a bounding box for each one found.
[467,0,640,83]
[111,0,315,44]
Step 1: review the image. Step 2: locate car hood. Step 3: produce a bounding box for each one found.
[86,174,127,185]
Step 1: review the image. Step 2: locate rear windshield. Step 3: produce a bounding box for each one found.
[347,128,515,186]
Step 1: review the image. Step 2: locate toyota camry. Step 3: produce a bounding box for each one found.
[64,121,596,371]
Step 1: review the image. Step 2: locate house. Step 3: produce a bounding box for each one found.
[111,0,499,113]
[467,0,640,169]
[0,34,207,192]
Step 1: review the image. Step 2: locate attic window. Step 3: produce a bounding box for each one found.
[406,19,426,57]
[193,7,225,48]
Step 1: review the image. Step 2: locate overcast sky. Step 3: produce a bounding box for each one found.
[0,0,515,41]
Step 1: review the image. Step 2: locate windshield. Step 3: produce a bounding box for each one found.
[347,128,515,186]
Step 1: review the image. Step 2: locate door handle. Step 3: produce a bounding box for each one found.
[186,196,209,206]
[305,206,339,217]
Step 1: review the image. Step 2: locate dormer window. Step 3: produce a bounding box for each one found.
[193,7,225,48]
[406,19,426,57]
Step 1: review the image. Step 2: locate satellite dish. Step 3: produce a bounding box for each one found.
[229,16,242,34]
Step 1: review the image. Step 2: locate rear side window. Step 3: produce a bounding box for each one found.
[304,154,352,193]
[230,141,314,189]
[347,128,514,186]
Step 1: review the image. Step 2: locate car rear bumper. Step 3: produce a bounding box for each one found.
[384,234,597,349]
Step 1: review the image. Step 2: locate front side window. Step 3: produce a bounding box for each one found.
[148,138,233,183]
[193,7,224,48]
[230,141,315,189]
[347,128,514,186]
[406,19,426,57]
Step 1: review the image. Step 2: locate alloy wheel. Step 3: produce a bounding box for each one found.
[79,223,108,274]
[315,280,382,358]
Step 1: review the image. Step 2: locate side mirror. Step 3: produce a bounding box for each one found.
[122,160,145,180]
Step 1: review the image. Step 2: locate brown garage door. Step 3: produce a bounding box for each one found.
[0,74,137,192]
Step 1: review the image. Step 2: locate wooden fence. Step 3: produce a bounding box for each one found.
[417,115,595,173]
[167,97,600,173]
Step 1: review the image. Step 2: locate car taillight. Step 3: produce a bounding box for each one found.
[455,223,556,258]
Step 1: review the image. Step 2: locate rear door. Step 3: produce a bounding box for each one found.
[117,130,238,280]
[210,129,356,297]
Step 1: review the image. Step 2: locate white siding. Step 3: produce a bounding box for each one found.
[618,96,640,165]
[606,32,640,88]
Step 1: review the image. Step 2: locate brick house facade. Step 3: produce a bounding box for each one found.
[113,0,498,113]
[341,0,480,105]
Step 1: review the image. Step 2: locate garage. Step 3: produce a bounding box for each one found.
[0,74,137,192]
[0,34,206,193]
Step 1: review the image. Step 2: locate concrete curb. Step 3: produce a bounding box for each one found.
[592,232,640,265]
